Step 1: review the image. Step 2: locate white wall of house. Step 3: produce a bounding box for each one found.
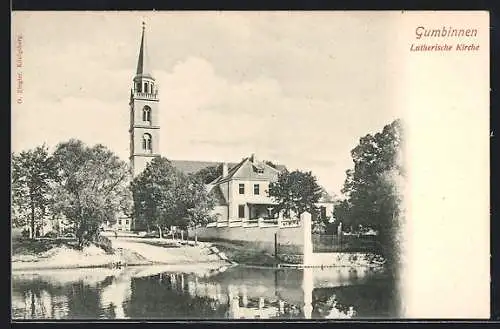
[228,179,274,221]
[106,217,132,231]
[316,202,335,220]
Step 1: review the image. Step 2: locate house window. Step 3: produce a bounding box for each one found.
[257,168,264,174]
[320,206,327,219]
[142,133,152,151]
[238,205,245,218]
[142,106,151,123]
[118,220,122,225]
[239,184,245,194]
[136,82,142,92]
[126,220,129,225]
[253,184,260,195]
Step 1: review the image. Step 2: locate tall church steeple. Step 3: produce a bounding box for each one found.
[129,22,160,177]
[135,22,153,80]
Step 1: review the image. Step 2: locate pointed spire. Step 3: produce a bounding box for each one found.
[135,21,154,80]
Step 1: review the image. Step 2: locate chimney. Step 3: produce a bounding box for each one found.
[250,153,257,163]
[222,163,229,177]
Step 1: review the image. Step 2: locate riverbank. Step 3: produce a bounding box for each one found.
[11,236,230,271]
[12,236,385,271]
[111,237,228,264]
[197,239,385,269]
[12,238,152,271]
[123,237,276,266]
[208,240,278,267]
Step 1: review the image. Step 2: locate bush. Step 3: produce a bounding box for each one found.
[143,231,160,238]
[61,227,74,235]
[43,231,58,239]
[93,235,114,254]
[21,229,30,239]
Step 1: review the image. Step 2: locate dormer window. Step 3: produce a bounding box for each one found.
[253,165,265,174]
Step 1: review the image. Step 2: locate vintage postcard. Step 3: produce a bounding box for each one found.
[11,11,490,320]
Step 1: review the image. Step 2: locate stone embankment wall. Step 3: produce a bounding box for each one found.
[189,212,384,268]
[188,219,305,261]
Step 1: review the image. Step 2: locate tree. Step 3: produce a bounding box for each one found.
[333,119,404,270]
[130,157,186,238]
[11,145,57,238]
[192,164,223,184]
[268,170,322,219]
[51,139,130,249]
[178,175,216,244]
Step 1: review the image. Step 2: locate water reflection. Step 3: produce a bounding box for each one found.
[12,265,395,320]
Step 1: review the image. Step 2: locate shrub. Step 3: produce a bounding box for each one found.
[43,231,58,239]
[93,235,114,254]
[61,227,74,235]
[143,231,160,238]
[21,229,30,239]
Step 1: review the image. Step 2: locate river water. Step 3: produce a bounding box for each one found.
[12,264,398,320]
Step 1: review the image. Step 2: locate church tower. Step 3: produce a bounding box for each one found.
[129,22,160,177]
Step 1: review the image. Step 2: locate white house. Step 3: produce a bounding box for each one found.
[205,154,285,223]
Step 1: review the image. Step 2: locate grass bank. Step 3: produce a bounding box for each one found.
[129,237,277,267]
[205,240,278,267]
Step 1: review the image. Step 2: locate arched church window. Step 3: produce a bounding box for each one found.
[142,133,152,151]
[142,106,151,123]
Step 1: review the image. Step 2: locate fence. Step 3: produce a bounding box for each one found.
[311,234,380,253]
[205,217,300,229]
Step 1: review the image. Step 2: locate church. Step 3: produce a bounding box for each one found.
[112,23,334,231]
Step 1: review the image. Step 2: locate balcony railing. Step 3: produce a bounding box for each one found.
[133,92,159,100]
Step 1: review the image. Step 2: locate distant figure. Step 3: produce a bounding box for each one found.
[114,230,118,239]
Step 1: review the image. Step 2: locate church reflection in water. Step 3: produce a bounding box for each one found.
[12,265,392,320]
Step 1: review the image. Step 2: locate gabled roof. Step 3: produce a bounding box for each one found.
[168,156,286,182]
[170,160,237,175]
[273,164,287,172]
[209,155,286,185]
[208,157,248,185]
[210,185,228,205]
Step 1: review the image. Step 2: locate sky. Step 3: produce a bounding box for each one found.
[11,11,400,195]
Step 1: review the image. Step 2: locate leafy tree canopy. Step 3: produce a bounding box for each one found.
[268,170,323,218]
[192,164,223,184]
[131,157,185,235]
[131,157,215,237]
[11,144,57,237]
[333,119,404,269]
[51,139,130,248]
[178,175,216,230]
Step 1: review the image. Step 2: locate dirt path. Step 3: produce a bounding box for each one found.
[111,237,227,265]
